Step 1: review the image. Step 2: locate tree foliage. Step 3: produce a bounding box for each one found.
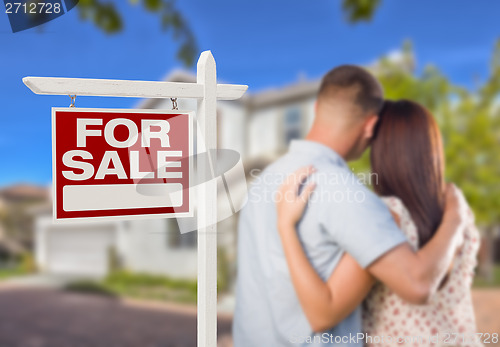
[351,41,500,229]
[342,0,381,23]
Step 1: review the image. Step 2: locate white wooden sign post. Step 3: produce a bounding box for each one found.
[23,50,248,347]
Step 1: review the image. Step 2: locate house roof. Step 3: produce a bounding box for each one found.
[0,184,49,203]
[136,49,418,112]
[248,79,320,109]
[137,70,320,111]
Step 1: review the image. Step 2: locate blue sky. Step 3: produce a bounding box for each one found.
[0,0,499,186]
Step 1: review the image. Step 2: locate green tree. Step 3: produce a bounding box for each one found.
[351,41,500,279]
[342,0,382,23]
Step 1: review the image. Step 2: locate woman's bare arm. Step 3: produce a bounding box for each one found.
[367,186,466,304]
[279,221,375,332]
[277,166,466,332]
[277,166,375,332]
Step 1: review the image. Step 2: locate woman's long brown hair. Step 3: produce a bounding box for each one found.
[371,100,446,247]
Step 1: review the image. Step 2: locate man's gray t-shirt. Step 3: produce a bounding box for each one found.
[233,140,406,346]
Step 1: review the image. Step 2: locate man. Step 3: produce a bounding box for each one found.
[233,65,467,346]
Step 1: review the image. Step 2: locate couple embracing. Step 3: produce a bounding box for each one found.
[233,65,481,346]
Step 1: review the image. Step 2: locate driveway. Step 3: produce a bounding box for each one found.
[0,287,232,347]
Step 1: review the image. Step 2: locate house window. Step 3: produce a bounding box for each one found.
[167,219,197,248]
[284,107,302,145]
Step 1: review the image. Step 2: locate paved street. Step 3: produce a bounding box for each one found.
[0,287,231,347]
[0,287,497,347]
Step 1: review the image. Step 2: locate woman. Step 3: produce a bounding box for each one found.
[276,100,481,346]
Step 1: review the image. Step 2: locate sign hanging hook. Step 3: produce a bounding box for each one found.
[69,95,76,108]
[170,97,178,110]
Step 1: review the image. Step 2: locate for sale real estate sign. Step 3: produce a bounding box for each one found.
[52,108,192,221]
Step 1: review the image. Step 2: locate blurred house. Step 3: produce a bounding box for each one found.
[0,224,25,262]
[34,215,197,278]
[29,57,500,281]
[33,71,319,280]
[0,184,49,202]
[0,184,48,260]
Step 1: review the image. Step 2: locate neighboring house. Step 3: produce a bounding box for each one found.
[0,184,49,203]
[0,223,25,262]
[32,70,319,280]
[0,184,48,258]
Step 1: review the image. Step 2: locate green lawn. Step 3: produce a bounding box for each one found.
[57,263,500,305]
[0,266,30,280]
[66,271,198,304]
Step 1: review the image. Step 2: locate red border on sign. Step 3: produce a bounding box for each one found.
[52,108,193,221]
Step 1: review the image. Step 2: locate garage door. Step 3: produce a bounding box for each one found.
[46,225,116,277]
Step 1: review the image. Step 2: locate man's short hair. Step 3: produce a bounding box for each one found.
[318,65,384,115]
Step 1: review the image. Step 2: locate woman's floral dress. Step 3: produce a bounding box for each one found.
[362,196,482,347]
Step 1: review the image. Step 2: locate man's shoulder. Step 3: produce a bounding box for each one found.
[248,153,299,187]
[311,163,367,191]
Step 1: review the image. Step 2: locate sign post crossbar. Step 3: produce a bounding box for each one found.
[23,50,248,347]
